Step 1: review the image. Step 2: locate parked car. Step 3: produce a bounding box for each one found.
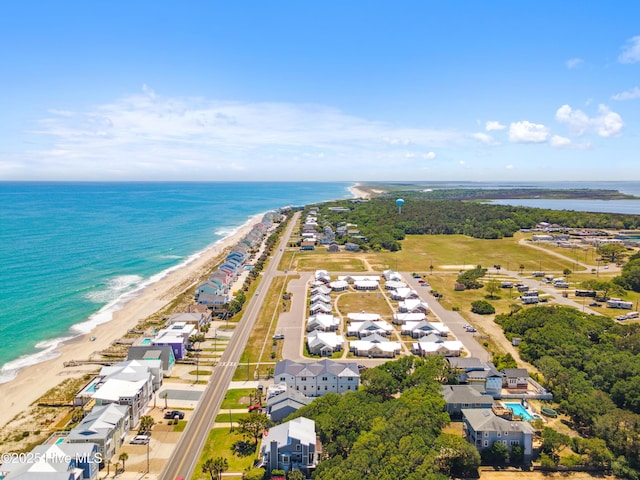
[248,405,263,412]
[164,410,185,420]
[589,302,602,307]
[418,279,425,284]
[463,324,477,332]
[272,333,285,340]
[130,435,150,445]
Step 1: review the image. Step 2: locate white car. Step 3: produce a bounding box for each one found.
[130,435,150,445]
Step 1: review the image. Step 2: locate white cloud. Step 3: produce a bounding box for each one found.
[612,86,640,101]
[472,132,500,146]
[405,151,437,160]
[619,35,640,64]
[22,88,462,180]
[505,164,513,170]
[485,121,505,131]
[550,135,591,149]
[508,121,549,143]
[555,104,623,137]
[566,58,583,69]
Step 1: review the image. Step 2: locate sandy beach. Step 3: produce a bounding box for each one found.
[0,213,264,429]
[349,182,372,199]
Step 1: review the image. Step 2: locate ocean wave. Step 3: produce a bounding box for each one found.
[0,335,74,384]
[84,275,144,304]
[0,210,270,383]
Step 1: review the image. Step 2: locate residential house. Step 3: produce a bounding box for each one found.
[1,444,100,480]
[346,320,393,338]
[309,302,332,315]
[67,403,129,463]
[152,321,196,359]
[382,270,403,282]
[311,285,332,296]
[398,299,429,313]
[314,270,330,283]
[265,388,313,423]
[353,280,379,290]
[306,314,341,332]
[502,368,529,390]
[344,242,360,251]
[346,312,381,322]
[274,359,360,397]
[306,331,344,356]
[166,311,210,330]
[392,312,426,325]
[385,280,408,290]
[447,358,503,397]
[390,288,418,300]
[127,343,175,377]
[441,385,494,419]
[328,280,349,291]
[413,334,463,357]
[309,294,331,305]
[259,417,320,477]
[349,335,401,358]
[401,320,450,338]
[462,408,535,463]
[327,242,340,252]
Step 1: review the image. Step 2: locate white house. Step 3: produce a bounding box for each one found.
[392,312,426,325]
[347,320,393,338]
[402,320,450,338]
[259,417,319,476]
[329,280,350,291]
[306,314,341,332]
[398,299,429,313]
[306,330,344,356]
[390,288,418,300]
[274,359,360,396]
[350,335,401,358]
[413,334,463,357]
[309,294,331,305]
[347,312,381,322]
[311,285,332,296]
[354,280,379,290]
[0,444,100,480]
[309,302,332,315]
[67,403,129,463]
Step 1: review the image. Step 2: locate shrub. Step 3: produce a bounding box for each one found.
[471,300,495,315]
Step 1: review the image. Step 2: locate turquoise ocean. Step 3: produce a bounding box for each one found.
[0,182,352,383]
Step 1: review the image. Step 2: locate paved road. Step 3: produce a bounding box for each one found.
[403,275,491,362]
[158,212,299,480]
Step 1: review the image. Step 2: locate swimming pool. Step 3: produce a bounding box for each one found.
[140,338,152,345]
[55,437,66,445]
[504,402,534,421]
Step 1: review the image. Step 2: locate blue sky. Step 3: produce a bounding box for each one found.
[1,1,639,181]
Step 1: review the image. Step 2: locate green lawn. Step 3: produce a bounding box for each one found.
[215,412,250,423]
[220,388,254,409]
[191,428,256,480]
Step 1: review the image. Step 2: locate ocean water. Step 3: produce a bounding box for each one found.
[0,182,351,382]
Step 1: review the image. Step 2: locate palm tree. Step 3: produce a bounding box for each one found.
[118,452,129,472]
[139,415,155,434]
[212,457,228,480]
[202,458,216,480]
[162,391,169,410]
[202,457,228,480]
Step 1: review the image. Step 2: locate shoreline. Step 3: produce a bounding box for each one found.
[0,212,265,429]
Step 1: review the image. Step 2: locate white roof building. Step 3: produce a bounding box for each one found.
[414,335,463,357]
[347,312,381,322]
[307,314,341,332]
[392,312,426,324]
[329,280,350,291]
[347,320,393,338]
[385,280,407,290]
[390,287,418,300]
[398,298,430,313]
[402,320,450,338]
[306,331,345,356]
[350,340,402,358]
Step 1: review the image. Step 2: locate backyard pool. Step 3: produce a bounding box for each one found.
[504,402,534,421]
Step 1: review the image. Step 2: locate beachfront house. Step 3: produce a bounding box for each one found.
[258,417,320,477]
[67,403,129,463]
[127,343,176,377]
[274,359,360,397]
[166,311,210,330]
[462,408,535,463]
[152,321,196,359]
[1,443,100,480]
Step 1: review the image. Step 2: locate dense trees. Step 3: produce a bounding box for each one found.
[615,251,640,293]
[495,306,640,476]
[471,300,495,315]
[287,356,478,480]
[314,196,640,251]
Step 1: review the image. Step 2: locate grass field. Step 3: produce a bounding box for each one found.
[335,289,394,319]
[279,250,369,271]
[220,388,254,410]
[365,233,578,274]
[191,428,255,480]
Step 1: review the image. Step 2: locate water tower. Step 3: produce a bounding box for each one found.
[396,198,405,214]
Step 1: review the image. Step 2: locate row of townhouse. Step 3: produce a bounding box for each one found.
[195,213,275,306]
